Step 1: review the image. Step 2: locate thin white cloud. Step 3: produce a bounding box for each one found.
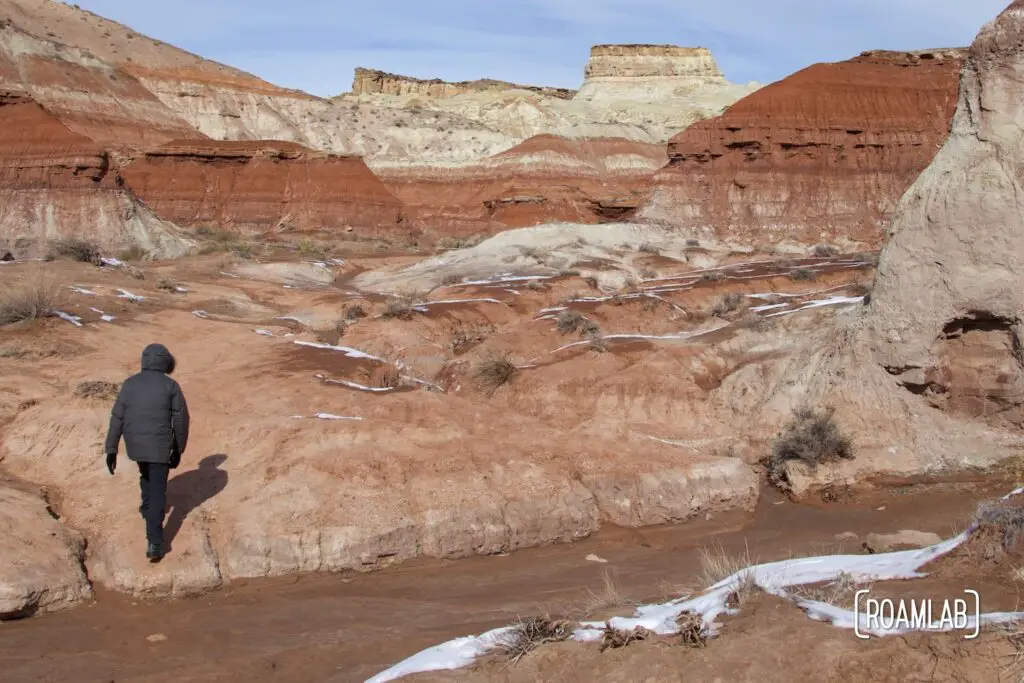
[70,0,1011,96]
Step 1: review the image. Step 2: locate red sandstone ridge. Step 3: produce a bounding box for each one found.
[378,134,667,238]
[0,90,190,256]
[638,49,965,248]
[120,140,411,239]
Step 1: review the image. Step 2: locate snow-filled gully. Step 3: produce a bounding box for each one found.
[365,487,1024,683]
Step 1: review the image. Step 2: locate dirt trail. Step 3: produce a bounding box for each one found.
[0,477,1008,683]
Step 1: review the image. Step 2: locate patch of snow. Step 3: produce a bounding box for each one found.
[68,285,96,295]
[454,275,554,287]
[296,341,385,362]
[504,289,521,296]
[327,258,346,266]
[365,627,513,683]
[254,329,274,337]
[314,413,364,421]
[537,306,568,315]
[318,375,395,393]
[275,316,308,325]
[751,303,790,313]
[174,286,188,293]
[100,257,124,268]
[116,289,144,302]
[192,310,211,319]
[585,554,608,564]
[220,271,239,279]
[369,488,1024,682]
[89,307,115,322]
[767,296,864,318]
[415,298,508,308]
[53,310,82,327]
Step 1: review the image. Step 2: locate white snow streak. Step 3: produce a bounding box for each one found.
[294,340,385,362]
[53,310,82,327]
[116,289,144,302]
[366,488,1024,683]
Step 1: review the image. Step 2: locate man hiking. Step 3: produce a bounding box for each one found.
[104,343,190,562]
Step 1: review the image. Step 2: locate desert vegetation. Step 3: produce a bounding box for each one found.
[0,272,63,325]
[767,407,854,487]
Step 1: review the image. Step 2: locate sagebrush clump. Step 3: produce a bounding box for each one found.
[53,238,102,264]
[768,407,853,487]
[474,354,518,397]
[0,273,63,325]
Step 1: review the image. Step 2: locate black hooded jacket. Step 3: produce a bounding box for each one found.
[104,344,190,465]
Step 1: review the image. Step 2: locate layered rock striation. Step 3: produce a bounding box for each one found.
[120,140,410,239]
[639,49,965,248]
[0,90,191,257]
[378,134,667,235]
[351,68,575,99]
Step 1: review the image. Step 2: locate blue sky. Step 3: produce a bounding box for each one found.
[71,0,1010,97]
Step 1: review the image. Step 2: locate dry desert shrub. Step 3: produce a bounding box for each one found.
[440,273,462,286]
[494,616,576,664]
[638,243,660,254]
[449,323,493,355]
[974,501,1024,550]
[789,268,817,282]
[675,611,708,648]
[556,309,586,334]
[381,295,420,320]
[599,624,652,652]
[53,238,102,264]
[686,238,701,247]
[75,380,121,401]
[437,234,483,250]
[700,270,725,283]
[156,277,180,293]
[0,272,64,325]
[710,292,747,317]
[474,353,518,397]
[119,245,149,262]
[344,304,367,321]
[791,571,860,607]
[768,407,853,487]
[812,243,840,257]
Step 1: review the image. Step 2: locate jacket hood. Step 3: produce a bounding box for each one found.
[140,343,176,374]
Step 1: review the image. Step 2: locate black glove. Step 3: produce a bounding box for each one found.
[169,444,181,470]
[105,452,116,475]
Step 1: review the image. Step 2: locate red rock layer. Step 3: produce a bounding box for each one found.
[379,135,667,238]
[0,90,187,255]
[120,141,412,239]
[639,49,965,246]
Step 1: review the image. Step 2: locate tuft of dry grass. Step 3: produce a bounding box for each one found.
[575,568,631,619]
[638,243,660,254]
[450,323,494,355]
[791,571,862,608]
[700,271,725,283]
[686,238,701,247]
[74,380,121,401]
[474,353,519,397]
[0,272,64,325]
[698,541,758,606]
[440,273,462,286]
[675,611,708,648]
[599,624,652,652]
[812,244,840,258]
[789,268,817,282]
[494,617,576,664]
[975,501,1024,550]
[768,407,854,488]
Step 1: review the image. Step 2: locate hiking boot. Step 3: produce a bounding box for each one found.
[146,542,163,562]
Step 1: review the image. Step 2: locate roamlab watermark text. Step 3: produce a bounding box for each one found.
[853,589,980,639]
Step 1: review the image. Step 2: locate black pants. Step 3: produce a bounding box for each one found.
[137,462,170,547]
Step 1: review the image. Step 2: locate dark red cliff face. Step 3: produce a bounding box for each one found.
[119,140,411,240]
[639,50,965,247]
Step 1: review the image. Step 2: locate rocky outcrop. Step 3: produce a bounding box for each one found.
[352,68,575,99]
[574,44,758,125]
[757,3,1024,494]
[378,134,666,236]
[639,49,964,249]
[0,90,193,257]
[120,140,411,239]
[0,478,91,619]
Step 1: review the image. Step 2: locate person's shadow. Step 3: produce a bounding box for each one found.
[164,454,229,551]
